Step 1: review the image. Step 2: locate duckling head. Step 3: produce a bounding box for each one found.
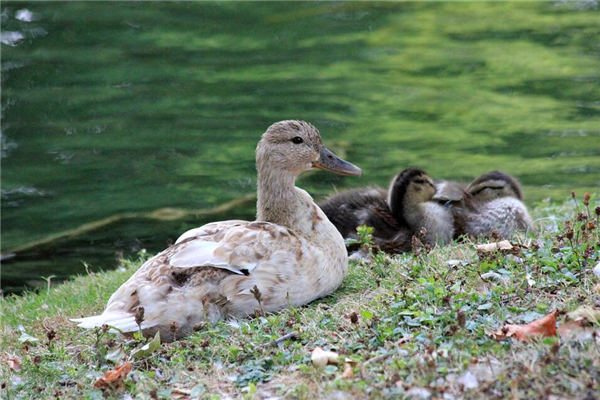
[256,120,362,178]
[467,170,524,202]
[387,168,435,221]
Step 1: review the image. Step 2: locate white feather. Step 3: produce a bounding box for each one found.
[169,240,256,274]
[71,311,138,332]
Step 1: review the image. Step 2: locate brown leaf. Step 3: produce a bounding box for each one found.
[566,305,600,324]
[476,240,513,253]
[2,355,22,372]
[493,310,558,341]
[341,363,355,379]
[93,362,132,390]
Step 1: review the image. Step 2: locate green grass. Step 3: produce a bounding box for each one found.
[1,198,599,399]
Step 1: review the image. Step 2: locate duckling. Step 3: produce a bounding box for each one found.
[319,168,454,252]
[433,180,467,206]
[319,186,400,240]
[457,170,532,238]
[72,120,362,341]
[431,179,470,238]
[388,168,455,246]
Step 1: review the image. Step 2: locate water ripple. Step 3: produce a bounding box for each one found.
[0,132,18,158]
[1,31,25,47]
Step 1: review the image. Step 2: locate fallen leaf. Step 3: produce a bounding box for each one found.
[480,272,509,284]
[341,363,355,379]
[131,331,161,359]
[311,347,339,368]
[567,305,600,324]
[105,345,126,364]
[93,362,132,390]
[405,387,431,399]
[18,333,40,344]
[2,355,22,372]
[447,259,470,268]
[593,261,600,278]
[476,240,513,253]
[172,387,193,399]
[493,310,558,341]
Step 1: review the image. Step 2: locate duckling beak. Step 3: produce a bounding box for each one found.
[312,147,362,177]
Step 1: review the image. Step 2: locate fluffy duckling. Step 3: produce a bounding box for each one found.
[433,180,467,206]
[457,170,532,238]
[319,168,454,252]
[72,120,362,341]
[319,186,400,240]
[388,169,455,246]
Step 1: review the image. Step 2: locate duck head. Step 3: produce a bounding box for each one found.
[256,120,362,178]
[467,170,524,201]
[387,168,435,221]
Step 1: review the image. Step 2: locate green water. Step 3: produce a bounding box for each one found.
[2,1,599,293]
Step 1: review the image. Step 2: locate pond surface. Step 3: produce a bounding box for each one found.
[2,1,600,293]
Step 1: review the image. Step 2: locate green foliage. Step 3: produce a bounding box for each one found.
[356,225,374,246]
[1,200,599,399]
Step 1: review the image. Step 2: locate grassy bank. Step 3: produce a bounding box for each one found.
[1,199,599,399]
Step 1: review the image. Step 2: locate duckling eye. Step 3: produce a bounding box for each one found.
[291,136,303,144]
[414,179,427,184]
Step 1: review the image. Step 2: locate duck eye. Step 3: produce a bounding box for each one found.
[291,136,303,144]
[414,179,426,184]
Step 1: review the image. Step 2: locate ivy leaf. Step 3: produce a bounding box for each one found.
[361,310,374,321]
[106,345,126,364]
[131,331,161,359]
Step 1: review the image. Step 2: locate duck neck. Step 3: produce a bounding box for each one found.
[256,166,309,232]
[402,197,424,227]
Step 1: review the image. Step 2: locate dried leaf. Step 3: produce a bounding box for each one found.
[593,262,600,278]
[447,259,470,268]
[2,355,22,372]
[341,363,355,379]
[18,332,40,344]
[311,347,339,368]
[476,240,513,253]
[566,305,600,324]
[105,345,126,364]
[493,310,558,341]
[131,331,161,359]
[480,272,509,284]
[92,362,132,390]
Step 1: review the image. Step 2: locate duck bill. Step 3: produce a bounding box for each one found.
[312,147,362,177]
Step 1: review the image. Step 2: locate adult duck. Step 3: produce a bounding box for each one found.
[72,121,362,341]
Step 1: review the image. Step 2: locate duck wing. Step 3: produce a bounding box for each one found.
[72,220,304,338]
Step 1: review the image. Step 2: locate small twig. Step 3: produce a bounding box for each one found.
[363,353,391,366]
[258,331,297,349]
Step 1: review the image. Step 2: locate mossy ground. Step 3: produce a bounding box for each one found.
[1,199,600,399]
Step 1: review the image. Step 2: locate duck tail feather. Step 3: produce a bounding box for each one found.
[71,311,139,333]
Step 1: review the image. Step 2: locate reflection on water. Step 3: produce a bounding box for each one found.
[1,1,599,293]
